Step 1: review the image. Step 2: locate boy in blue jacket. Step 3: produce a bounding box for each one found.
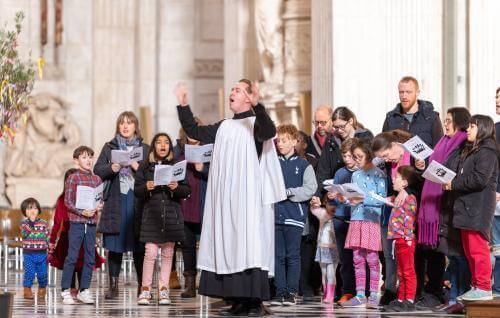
[271,124,318,306]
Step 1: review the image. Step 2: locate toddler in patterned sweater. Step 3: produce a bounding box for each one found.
[20,197,49,299]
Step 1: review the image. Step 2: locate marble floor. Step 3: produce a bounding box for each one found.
[1,269,468,317]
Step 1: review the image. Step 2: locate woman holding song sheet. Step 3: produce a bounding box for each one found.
[94,111,150,299]
[422,108,471,314]
[442,115,498,302]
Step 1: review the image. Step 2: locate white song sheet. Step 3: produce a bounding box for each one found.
[403,135,434,160]
[422,160,457,184]
[153,160,187,186]
[325,183,366,199]
[111,147,143,165]
[185,144,214,163]
[75,184,104,210]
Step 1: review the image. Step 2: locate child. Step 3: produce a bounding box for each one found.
[135,133,191,305]
[443,115,498,301]
[271,124,317,306]
[339,138,387,309]
[310,203,339,304]
[60,146,103,305]
[49,168,105,297]
[329,138,358,304]
[384,166,419,312]
[20,197,49,299]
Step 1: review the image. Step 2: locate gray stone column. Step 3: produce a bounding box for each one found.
[311,0,334,109]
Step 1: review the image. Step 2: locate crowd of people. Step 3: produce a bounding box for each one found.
[18,76,500,317]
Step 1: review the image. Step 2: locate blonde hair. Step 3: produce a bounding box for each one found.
[399,76,420,90]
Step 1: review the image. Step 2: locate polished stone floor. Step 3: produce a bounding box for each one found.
[1,268,469,317]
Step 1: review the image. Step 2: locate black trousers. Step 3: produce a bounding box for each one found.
[415,246,446,298]
[181,222,201,275]
[107,251,144,285]
[299,236,321,296]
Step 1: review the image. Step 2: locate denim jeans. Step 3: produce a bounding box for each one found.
[381,226,397,293]
[447,256,471,301]
[274,224,303,296]
[61,222,96,291]
[492,216,500,294]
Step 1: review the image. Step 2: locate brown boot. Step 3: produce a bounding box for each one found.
[23,287,34,299]
[180,273,196,298]
[38,288,46,298]
[169,271,181,289]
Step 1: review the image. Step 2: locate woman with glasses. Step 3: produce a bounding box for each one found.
[332,107,373,142]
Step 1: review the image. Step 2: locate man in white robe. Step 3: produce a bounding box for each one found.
[175,79,286,316]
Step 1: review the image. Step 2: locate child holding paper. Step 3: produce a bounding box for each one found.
[135,132,191,305]
[338,139,387,309]
[384,166,420,312]
[20,197,49,299]
[49,168,105,298]
[443,115,498,301]
[61,146,103,305]
[326,138,358,303]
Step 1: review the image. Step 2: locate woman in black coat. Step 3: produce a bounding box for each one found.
[135,132,190,305]
[443,114,498,301]
[94,111,150,299]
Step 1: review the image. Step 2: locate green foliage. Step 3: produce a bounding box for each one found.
[0,11,36,142]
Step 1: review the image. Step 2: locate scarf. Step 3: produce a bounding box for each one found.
[418,131,467,246]
[115,134,140,180]
[315,131,328,149]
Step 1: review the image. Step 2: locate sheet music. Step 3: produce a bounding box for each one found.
[185,144,214,163]
[153,160,187,186]
[111,147,143,165]
[422,160,457,184]
[75,184,104,210]
[403,135,434,160]
[325,183,365,199]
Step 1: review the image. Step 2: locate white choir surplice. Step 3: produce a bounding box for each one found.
[197,116,286,276]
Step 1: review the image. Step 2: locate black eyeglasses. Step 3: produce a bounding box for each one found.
[333,121,349,131]
[312,120,330,127]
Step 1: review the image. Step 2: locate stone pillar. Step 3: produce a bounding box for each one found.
[311,0,334,109]
[282,0,311,127]
[91,0,138,151]
[223,0,259,117]
[468,0,500,117]
[442,0,468,113]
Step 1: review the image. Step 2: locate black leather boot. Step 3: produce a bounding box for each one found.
[105,277,119,299]
[181,273,197,298]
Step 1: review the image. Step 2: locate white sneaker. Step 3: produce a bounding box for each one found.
[77,289,94,304]
[61,289,76,305]
[158,288,171,305]
[138,288,152,305]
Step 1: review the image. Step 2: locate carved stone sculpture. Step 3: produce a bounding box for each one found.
[254,0,285,98]
[5,93,80,179]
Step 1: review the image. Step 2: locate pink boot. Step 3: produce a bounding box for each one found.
[323,284,335,303]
